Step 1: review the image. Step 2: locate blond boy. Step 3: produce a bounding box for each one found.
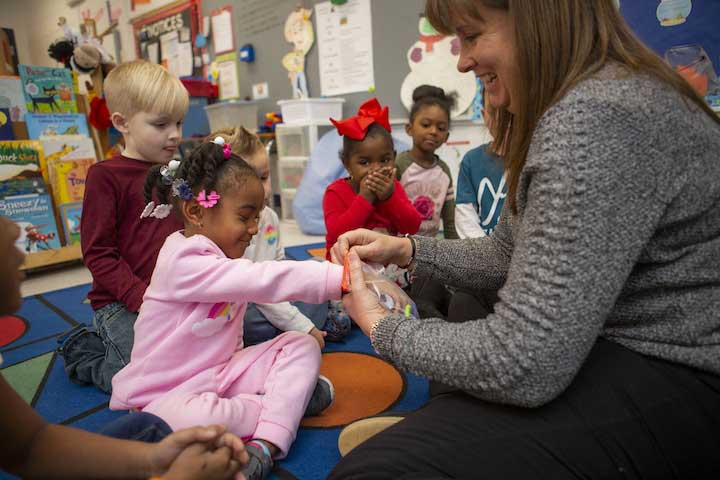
[59,60,188,393]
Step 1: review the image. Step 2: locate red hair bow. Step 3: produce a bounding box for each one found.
[330,98,391,140]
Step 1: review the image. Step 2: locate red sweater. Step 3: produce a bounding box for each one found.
[323,177,421,259]
[81,155,183,312]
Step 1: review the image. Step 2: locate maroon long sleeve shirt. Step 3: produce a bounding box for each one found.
[81,155,183,312]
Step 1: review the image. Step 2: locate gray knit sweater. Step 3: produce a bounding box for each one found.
[372,65,720,407]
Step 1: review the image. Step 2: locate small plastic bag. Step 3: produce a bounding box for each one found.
[665,44,719,96]
[342,255,418,318]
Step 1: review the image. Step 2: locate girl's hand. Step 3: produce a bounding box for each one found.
[358,176,377,204]
[367,168,396,201]
[147,425,248,478]
[309,327,326,349]
[330,228,413,267]
[342,250,391,337]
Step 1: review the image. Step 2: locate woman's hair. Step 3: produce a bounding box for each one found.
[426,0,720,212]
[104,60,189,120]
[409,84,456,124]
[143,142,259,208]
[204,126,264,162]
[339,123,394,164]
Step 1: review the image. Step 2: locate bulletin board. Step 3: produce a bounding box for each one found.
[619,2,720,71]
[131,0,203,78]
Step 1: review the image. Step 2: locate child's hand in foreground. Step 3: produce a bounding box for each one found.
[309,327,327,349]
[148,425,248,480]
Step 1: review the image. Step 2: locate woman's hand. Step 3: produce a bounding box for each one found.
[366,168,396,201]
[330,228,413,267]
[308,327,326,349]
[342,250,391,337]
[147,425,248,479]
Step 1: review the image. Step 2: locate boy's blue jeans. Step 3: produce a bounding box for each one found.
[100,411,172,443]
[58,302,136,393]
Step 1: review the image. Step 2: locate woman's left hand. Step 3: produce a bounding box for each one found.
[342,249,391,337]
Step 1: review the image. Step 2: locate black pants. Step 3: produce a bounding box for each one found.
[329,339,720,479]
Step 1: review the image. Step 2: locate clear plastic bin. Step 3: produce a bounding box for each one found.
[204,101,258,132]
[277,98,344,124]
[280,188,296,220]
[279,158,308,189]
[275,125,310,157]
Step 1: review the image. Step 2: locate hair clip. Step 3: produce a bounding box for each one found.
[197,190,220,208]
[171,178,194,201]
[211,136,232,159]
[140,201,173,219]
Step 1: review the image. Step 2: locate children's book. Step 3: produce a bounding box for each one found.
[26,113,89,139]
[0,193,61,252]
[0,107,14,140]
[0,75,27,122]
[42,136,96,204]
[49,158,93,205]
[59,201,82,246]
[0,140,46,197]
[18,64,77,114]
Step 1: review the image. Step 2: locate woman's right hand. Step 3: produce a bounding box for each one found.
[330,228,413,267]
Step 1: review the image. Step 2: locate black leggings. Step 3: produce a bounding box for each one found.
[330,338,720,479]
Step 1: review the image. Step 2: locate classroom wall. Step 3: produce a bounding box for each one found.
[200,0,427,121]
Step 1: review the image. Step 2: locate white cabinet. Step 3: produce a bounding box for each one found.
[274,122,335,220]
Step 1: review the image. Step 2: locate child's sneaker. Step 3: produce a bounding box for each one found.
[324,300,351,342]
[241,441,274,480]
[304,374,334,416]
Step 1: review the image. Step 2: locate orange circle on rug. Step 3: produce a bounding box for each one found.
[301,351,404,428]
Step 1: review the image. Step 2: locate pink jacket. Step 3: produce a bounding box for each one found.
[111,231,342,410]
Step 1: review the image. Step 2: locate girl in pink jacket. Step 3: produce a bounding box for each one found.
[110,138,342,480]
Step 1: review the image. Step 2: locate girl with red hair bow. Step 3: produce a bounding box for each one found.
[322,99,421,341]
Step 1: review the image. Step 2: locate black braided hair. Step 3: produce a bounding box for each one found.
[408,84,456,125]
[143,142,259,213]
[339,122,394,165]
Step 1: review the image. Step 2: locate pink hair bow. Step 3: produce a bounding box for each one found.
[330,98,391,140]
[197,190,220,208]
[223,143,232,159]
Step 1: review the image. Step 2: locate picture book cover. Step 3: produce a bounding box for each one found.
[0,75,27,122]
[59,201,82,246]
[18,64,77,113]
[0,140,44,182]
[26,113,89,139]
[0,107,14,140]
[49,158,93,205]
[0,193,61,252]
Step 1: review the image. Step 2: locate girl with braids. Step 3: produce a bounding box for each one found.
[207,127,328,349]
[110,139,341,480]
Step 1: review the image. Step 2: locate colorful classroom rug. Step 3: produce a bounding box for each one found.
[0,242,429,480]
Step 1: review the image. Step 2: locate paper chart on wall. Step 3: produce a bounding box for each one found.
[315,0,375,96]
[217,53,240,100]
[211,8,235,54]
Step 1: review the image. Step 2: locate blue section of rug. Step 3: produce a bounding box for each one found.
[0,244,429,480]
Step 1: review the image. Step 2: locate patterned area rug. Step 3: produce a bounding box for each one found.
[0,243,429,480]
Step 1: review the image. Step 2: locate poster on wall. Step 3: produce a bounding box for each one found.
[400,16,476,118]
[315,0,375,97]
[131,0,201,78]
[619,1,720,98]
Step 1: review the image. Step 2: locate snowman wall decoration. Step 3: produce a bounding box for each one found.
[400,16,476,118]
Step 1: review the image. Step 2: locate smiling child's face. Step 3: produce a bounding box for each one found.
[201,177,266,259]
[0,216,26,315]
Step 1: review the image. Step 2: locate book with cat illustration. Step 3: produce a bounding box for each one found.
[26,113,89,139]
[18,64,77,113]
